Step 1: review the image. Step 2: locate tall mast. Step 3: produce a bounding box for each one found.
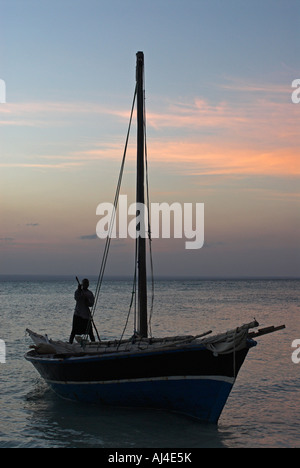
[136,51,147,338]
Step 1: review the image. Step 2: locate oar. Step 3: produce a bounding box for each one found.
[75,276,101,341]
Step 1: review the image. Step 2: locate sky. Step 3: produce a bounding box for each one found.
[0,0,299,278]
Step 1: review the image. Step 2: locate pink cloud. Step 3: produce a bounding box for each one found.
[1,89,298,178]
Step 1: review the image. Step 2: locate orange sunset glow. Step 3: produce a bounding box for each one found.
[0,1,299,277]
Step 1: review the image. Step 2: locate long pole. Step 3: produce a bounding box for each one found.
[136,51,147,338]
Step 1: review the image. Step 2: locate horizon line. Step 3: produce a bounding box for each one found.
[0,274,299,281]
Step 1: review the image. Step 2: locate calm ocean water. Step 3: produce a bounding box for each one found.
[0,277,299,448]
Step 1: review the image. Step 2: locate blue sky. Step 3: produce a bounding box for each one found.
[0,0,299,277]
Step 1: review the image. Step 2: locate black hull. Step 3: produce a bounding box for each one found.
[25,342,253,423]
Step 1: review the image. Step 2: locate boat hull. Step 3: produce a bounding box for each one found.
[25,343,253,423]
[51,376,235,423]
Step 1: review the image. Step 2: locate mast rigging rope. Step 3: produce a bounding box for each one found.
[85,81,155,342]
[87,85,137,331]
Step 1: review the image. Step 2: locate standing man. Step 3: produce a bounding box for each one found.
[69,278,95,344]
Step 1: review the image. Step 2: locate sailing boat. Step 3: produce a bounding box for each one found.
[25,52,285,424]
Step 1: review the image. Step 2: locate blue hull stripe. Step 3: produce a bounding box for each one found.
[47,375,235,423]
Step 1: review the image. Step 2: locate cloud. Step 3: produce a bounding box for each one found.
[146,97,297,143]
[0,100,130,128]
[145,99,247,131]
[41,94,297,177]
[0,161,84,169]
[1,83,298,179]
[141,140,299,177]
[203,241,226,248]
[79,234,98,240]
[218,77,291,96]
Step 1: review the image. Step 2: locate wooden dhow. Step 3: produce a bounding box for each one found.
[25,52,285,423]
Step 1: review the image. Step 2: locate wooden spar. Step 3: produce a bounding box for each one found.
[136,51,148,338]
[248,324,286,338]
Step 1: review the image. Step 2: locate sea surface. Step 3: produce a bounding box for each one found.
[0,277,299,448]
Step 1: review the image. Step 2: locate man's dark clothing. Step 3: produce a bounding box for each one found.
[69,287,95,344]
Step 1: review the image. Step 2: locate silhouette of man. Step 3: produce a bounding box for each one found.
[69,278,95,344]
